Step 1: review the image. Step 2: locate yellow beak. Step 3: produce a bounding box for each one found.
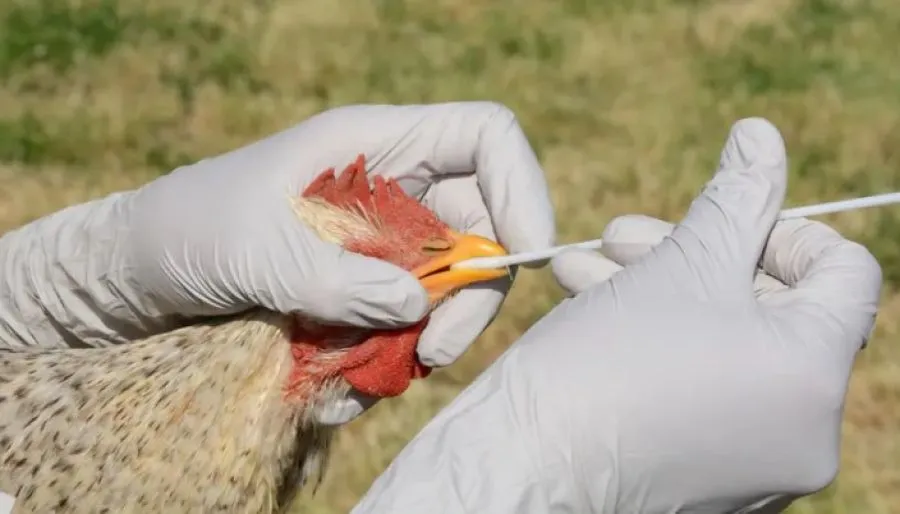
[412,231,509,302]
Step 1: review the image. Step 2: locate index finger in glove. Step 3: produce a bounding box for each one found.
[760,218,883,358]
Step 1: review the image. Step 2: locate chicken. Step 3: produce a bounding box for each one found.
[0,155,509,513]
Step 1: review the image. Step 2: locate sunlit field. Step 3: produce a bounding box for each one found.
[1,0,898,512]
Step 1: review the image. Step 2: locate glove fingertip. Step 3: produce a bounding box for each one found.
[416,317,479,368]
[597,215,674,267]
[602,214,673,244]
[722,117,786,168]
[550,249,623,296]
[416,287,505,367]
[293,249,430,328]
[345,256,431,325]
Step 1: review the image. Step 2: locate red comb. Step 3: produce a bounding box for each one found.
[292,154,434,399]
[301,154,375,212]
[301,154,443,232]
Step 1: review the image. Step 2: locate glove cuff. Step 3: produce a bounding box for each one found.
[0,191,153,348]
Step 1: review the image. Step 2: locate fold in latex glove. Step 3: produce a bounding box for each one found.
[0,102,555,422]
[351,118,882,514]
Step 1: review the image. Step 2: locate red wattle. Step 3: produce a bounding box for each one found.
[339,319,431,398]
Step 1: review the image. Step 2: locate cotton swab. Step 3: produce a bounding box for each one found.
[450,191,900,270]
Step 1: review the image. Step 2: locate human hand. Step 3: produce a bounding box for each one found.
[351,118,883,513]
[0,102,554,420]
[127,102,554,362]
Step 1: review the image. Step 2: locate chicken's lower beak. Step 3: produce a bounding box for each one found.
[412,231,509,302]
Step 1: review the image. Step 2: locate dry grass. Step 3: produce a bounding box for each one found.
[1,0,899,511]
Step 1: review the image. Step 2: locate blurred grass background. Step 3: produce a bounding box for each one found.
[0,0,898,512]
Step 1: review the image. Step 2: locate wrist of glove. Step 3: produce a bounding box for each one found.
[0,192,157,349]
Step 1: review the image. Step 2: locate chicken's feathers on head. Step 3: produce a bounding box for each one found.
[292,154,456,277]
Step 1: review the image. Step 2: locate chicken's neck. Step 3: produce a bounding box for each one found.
[0,311,345,514]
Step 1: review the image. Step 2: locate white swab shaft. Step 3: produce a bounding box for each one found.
[777,191,900,219]
[452,192,900,270]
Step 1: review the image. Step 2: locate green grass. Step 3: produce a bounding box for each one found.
[1,0,899,512]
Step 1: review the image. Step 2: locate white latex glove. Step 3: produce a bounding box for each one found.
[0,102,554,413]
[351,118,883,514]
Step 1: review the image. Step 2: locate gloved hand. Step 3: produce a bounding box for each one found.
[0,102,554,418]
[351,118,883,514]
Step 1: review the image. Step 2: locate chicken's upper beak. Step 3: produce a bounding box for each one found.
[412,231,509,302]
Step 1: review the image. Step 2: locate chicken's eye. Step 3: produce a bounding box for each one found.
[421,238,452,253]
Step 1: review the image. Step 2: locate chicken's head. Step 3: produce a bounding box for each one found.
[287,154,509,400]
[294,154,509,304]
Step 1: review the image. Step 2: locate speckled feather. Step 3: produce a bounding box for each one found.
[0,312,344,513]
[0,155,452,513]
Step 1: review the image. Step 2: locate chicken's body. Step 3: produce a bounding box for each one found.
[0,312,340,513]
[0,156,507,513]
